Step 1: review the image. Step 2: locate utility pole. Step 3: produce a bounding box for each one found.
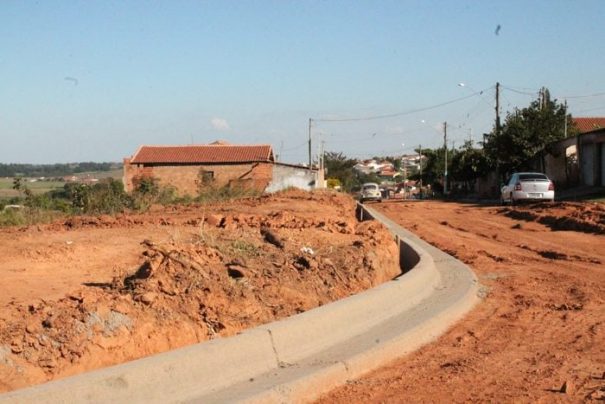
[564,100,568,138]
[495,82,501,136]
[443,122,448,195]
[418,144,422,197]
[321,140,326,171]
[308,118,312,169]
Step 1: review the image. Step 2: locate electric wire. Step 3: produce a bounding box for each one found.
[563,92,605,99]
[501,85,537,96]
[312,86,493,123]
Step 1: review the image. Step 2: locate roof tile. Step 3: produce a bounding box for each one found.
[130,144,274,164]
[573,117,605,134]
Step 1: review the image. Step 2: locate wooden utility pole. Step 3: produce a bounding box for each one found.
[564,100,568,138]
[308,118,312,169]
[443,121,448,195]
[495,82,501,136]
[418,144,422,197]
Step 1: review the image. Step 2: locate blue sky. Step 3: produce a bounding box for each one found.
[1,0,604,164]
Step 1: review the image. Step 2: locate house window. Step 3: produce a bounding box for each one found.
[200,170,214,184]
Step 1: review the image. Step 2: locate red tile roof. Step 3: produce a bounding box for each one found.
[130,144,274,164]
[573,117,605,134]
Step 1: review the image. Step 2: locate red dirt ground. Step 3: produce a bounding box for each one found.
[318,200,605,402]
[0,190,400,393]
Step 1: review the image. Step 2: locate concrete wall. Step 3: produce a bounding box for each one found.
[123,161,273,196]
[578,130,605,187]
[581,143,596,186]
[265,164,318,193]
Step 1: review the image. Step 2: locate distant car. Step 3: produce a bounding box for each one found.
[501,172,555,205]
[360,182,382,203]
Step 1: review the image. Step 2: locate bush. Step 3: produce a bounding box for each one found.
[131,176,177,211]
[196,183,262,204]
[0,208,25,227]
[85,179,132,214]
[0,207,64,227]
[58,179,132,214]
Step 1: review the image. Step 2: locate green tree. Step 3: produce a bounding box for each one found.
[409,147,456,193]
[484,88,576,177]
[323,152,359,191]
[450,140,490,193]
[12,177,23,194]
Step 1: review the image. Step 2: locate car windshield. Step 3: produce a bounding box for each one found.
[519,174,548,181]
[363,184,378,191]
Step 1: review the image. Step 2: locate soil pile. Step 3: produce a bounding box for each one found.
[0,189,399,393]
[500,201,605,234]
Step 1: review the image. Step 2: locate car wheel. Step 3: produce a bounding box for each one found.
[510,193,516,206]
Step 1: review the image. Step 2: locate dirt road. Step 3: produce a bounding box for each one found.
[320,200,605,402]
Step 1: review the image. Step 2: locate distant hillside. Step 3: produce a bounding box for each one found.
[0,162,122,178]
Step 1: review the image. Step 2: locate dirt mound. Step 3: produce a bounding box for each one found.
[500,202,605,234]
[0,191,400,392]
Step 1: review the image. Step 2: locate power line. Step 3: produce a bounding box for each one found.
[501,85,536,96]
[281,140,309,152]
[574,104,605,114]
[312,87,493,123]
[502,84,605,100]
[564,91,605,99]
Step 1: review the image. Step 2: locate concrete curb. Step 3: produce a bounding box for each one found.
[0,203,480,404]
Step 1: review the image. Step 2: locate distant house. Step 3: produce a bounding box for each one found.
[123,141,323,196]
[521,117,605,188]
[573,118,605,187]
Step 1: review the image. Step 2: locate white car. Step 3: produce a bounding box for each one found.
[501,172,555,205]
[360,182,382,203]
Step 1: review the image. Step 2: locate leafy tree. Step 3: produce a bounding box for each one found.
[323,152,359,191]
[408,147,457,193]
[484,88,576,177]
[12,177,22,192]
[450,140,490,193]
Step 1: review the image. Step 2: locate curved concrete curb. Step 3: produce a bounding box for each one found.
[0,203,480,404]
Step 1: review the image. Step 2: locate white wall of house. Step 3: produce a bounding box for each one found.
[265,164,319,193]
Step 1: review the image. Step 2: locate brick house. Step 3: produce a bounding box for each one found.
[123,142,275,196]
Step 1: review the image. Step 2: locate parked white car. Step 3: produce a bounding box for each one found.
[360,182,382,203]
[501,172,555,205]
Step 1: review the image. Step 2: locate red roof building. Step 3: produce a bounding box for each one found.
[573,117,605,134]
[123,142,276,195]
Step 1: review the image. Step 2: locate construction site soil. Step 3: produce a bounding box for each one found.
[0,190,400,393]
[319,200,605,403]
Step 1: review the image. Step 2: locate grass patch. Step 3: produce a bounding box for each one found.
[0,179,65,197]
[0,207,65,227]
[229,239,261,257]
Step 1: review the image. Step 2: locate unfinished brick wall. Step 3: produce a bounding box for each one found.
[123,161,273,196]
